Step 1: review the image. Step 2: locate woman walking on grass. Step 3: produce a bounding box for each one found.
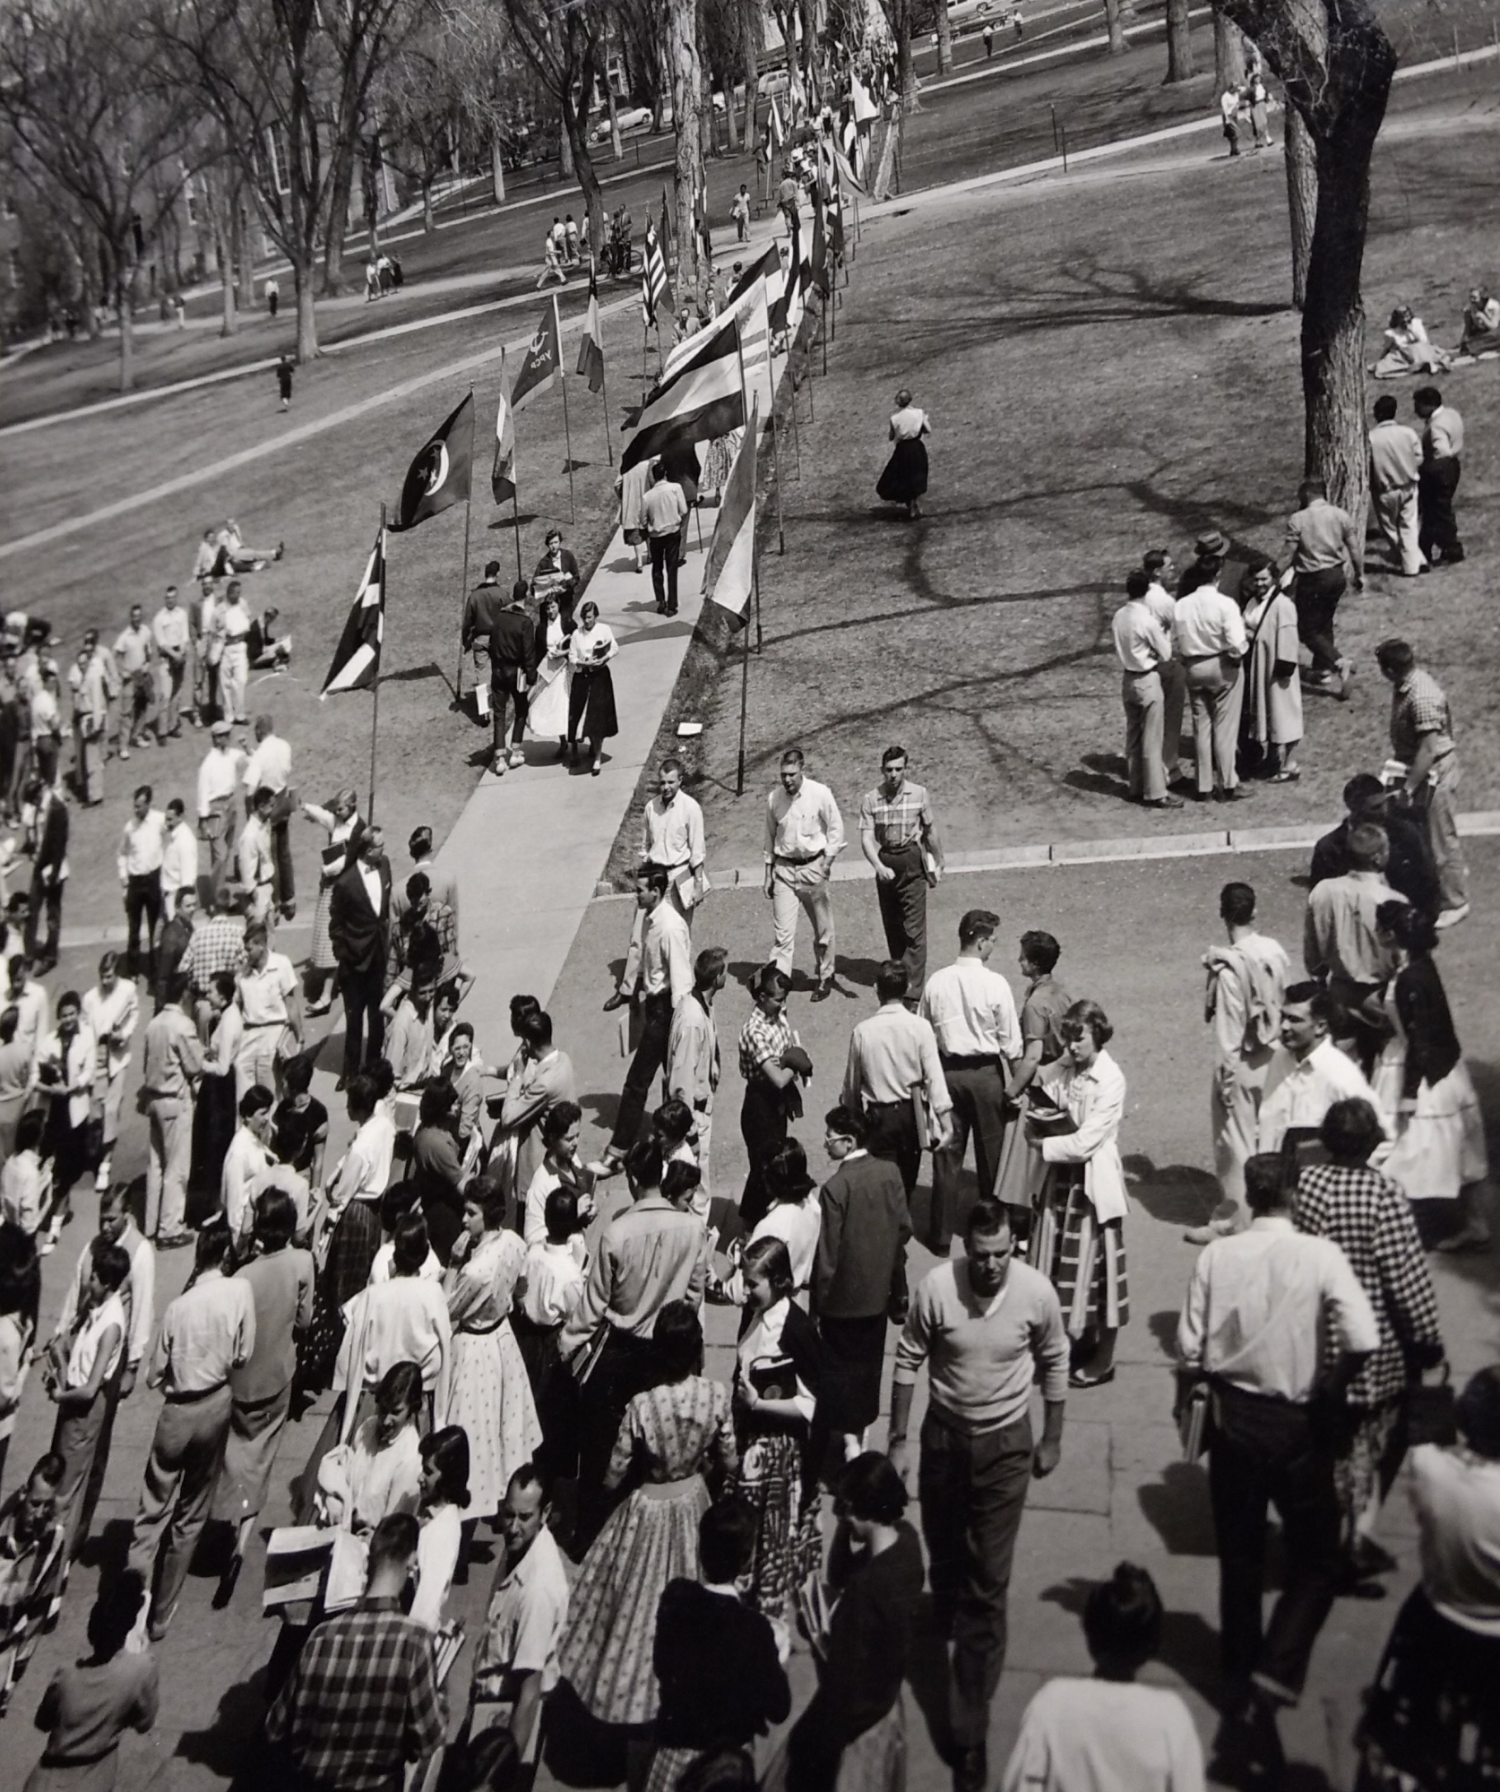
[876,388,931,520]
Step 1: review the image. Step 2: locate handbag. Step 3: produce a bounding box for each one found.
[1406,1361,1458,1448]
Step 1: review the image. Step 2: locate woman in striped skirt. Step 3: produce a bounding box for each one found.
[1029,1000,1129,1389]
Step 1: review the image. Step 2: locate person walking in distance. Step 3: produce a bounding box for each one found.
[859,745,945,993]
[643,461,690,617]
[1284,477,1363,700]
[1176,1153,1379,1779]
[920,908,1022,1255]
[24,778,68,973]
[276,355,293,411]
[1172,548,1249,802]
[459,558,507,728]
[764,748,845,1000]
[1187,882,1290,1244]
[485,580,538,775]
[1376,638,1470,929]
[264,274,279,318]
[1112,570,1184,808]
[1368,395,1426,577]
[329,824,392,1089]
[1413,385,1465,566]
[890,1197,1068,1792]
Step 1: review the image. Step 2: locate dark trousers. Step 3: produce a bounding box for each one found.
[611,991,672,1151]
[875,841,928,990]
[740,1079,793,1230]
[491,676,530,752]
[930,1059,1010,1252]
[919,1408,1034,1748]
[26,871,63,961]
[1418,456,1463,560]
[125,871,163,975]
[649,533,679,613]
[1208,1381,1344,1701]
[1293,567,1345,675]
[866,1097,920,1201]
[576,1329,661,1549]
[271,818,295,908]
[340,963,386,1081]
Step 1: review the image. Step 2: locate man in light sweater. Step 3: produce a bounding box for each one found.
[890,1197,1068,1792]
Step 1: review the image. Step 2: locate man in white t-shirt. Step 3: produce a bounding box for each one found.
[233,922,301,1100]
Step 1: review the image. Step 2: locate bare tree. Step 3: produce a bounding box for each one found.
[1164,0,1195,78]
[500,0,611,255]
[1217,0,1396,510]
[740,0,761,152]
[669,0,705,294]
[0,0,198,391]
[1103,0,1128,54]
[1283,103,1315,308]
[935,0,953,72]
[1214,11,1247,87]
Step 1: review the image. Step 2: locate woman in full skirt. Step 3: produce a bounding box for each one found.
[876,387,931,519]
[526,594,572,753]
[565,601,619,776]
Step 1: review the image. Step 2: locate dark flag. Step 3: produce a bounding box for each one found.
[391,393,474,531]
[811,195,830,296]
[512,298,561,411]
[728,243,780,309]
[321,527,385,695]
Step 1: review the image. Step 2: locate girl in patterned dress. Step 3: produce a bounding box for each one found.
[557,1301,736,1729]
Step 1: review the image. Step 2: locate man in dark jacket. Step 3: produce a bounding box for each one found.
[485,582,538,775]
[1310,773,1437,913]
[328,824,391,1088]
[25,777,68,972]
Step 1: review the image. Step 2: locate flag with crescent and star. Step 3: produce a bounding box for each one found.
[391,392,474,530]
[321,526,386,696]
[512,297,561,412]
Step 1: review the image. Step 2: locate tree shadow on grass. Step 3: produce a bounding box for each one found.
[1125,1155,1218,1226]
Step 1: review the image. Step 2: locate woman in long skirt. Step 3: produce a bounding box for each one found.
[300,790,362,1015]
[1238,560,1303,780]
[875,387,931,520]
[737,966,807,1232]
[565,601,618,776]
[557,1301,736,1731]
[188,972,240,1224]
[526,595,573,755]
[1029,1000,1130,1387]
[1372,900,1490,1248]
[442,1180,540,1523]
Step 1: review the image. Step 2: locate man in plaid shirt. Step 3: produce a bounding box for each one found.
[1295,1096,1443,1590]
[0,1453,67,1715]
[858,745,944,993]
[179,891,246,1032]
[1377,638,1469,928]
[267,1511,444,1791]
[386,872,460,996]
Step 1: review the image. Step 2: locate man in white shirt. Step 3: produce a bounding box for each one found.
[1177,1153,1379,1770]
[642,461,690,616]
[82,952,140,1195]
[159,798,199,919]
[1173,548,1249,801]
[220,1085,286,1244]
[666,946,724,1202]
[113,603,157,754]
[763,747,844,1000]
[845,960,952,1202]
[151,585,191,738]
[920,909,1021,1253]
[1187,881,1291,1243]
[140,973,205,1246]
[242,715,295,919]
[1111,570,1183,808]
[238,784,278,931]
[1368,394,1425,576]
[234,921,301,1101]
[1141,548,1187,781]
[118,784,168,978]
[608,758,708,1011]
[68,635,109,808]
[1256,981,1381,1158]
[196,719,245,894]
[605,866,692,1163]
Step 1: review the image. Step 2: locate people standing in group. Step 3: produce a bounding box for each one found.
[151,586,191,739]
[1302,822,1400,1067]
[1111,569,1183,808]
[565,601,618,776]
[1172,543,1249,800]
[1177,1153,1379,1779]
[1368,394,1426,576]
[1284,477,1363,701]
[1376,638,1469,928]
[666,946,724,1203]
[858,745,944,991]
[82,952,138,1196]
[44,1237,131,1559]
[25,777,68,973]
[67,638,108,809]
[1238,557,1303,782]
[484,580,538,776]
[1255,980,1381,1157]
[1311,773,1437,912]
[532,528,581,629]
[31,992,98,1241]
[1414,385,1464,567]
[737,965,811,1230]
[890,1197,1068,1792]
[843,960,952,1207]
[992,930,1073,1234]
[299,787,361,1016]
[218,583,252,725]
[764,748,844,1000]
[0,1454,68,1720]
[242,715,295,918]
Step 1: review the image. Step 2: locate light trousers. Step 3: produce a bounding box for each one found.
[1373,483,1423,575]
[1209,1051,1272,1226]
[220,643,249,722]
[1185,655,1244,794]
[1417,764,1468,912]
[145,1094,192,1238]
[1121,670,1167,801]
[128,1385,234,1629]
[770,861,835,982]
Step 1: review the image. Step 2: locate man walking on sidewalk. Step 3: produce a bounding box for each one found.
[644,461,690,617]
[604,866,691,1165]
[764,748,844,999]
[859,745,945,993]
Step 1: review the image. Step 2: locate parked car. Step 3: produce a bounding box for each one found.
[591,104,655,141]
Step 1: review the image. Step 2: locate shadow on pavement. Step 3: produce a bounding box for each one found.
[1136,1459,1218,1557]
[1125,1155,1218,1226]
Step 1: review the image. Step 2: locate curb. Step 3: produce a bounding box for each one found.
[590,810,1500,900]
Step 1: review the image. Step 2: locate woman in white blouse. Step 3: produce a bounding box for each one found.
[565,601,618,776]
[410,1424,470,1631]
[876,387,932,520]
[300,788,362,1016]
[526,594,573,755]
[1028,999,1129,1388]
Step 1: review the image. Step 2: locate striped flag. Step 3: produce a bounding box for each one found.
[321,527,385,696]
[491,352,516,504]
[664,276,771,416]
[701,399,757,627]
[577,263,605,394]
[641,217,668,327]
[621,313,744,471]
[727,243,780,309]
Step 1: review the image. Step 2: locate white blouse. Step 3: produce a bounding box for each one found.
[411,1501,463,1631]
[890,406,931,442]
[568,623,618,670]
[1036,1048,1129,1223]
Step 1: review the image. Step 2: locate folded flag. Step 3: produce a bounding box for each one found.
[621,313,744,471]
[769,94,785,148]
[322,527,385,696]
[701,399,758,628]
[391,392,474,531]
[642,217,668,327]
[811,196,829,296]
[577,264,605,394]
[492,352,516,504]
[513,297,561,411]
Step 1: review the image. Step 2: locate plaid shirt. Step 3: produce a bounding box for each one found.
[387,900,458,987]
[180,916,247,995]
[0,1498,66,1698]
[266,1598,444,1791]
[858,780,933,850]
[1294,1163,1442,1408]
[738,1008,796,1082]
[1390,669,1455,764]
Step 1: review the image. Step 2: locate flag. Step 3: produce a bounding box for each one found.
[621,314,744,471]
[491,352,516,504]
[642,217,668,327]
[769,94,785,148]
[321,528,385,695]
[833,140,866,195]
[391,392,474,531]
[660,191,675,273]
[513,298,561,411]
[811,196,829,296]
[701,400,757,627]
[577,264,605,394]
[664,277,770,415]
[727,243,779,309]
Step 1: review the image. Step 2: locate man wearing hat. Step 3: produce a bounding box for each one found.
[460,559,508,726]
[1177,528,1249,603]
[195,720,246,897]
[1172,540,1250,802]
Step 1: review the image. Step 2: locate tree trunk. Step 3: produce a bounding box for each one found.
[723,81,740,149]
[561,119,575,177]
[1214,10,1247,88]
[936,0,954,72]
[322,137,358,296]
[799,0,820,104]
[1165,0,1195,79]
[491,135,507,203]
[700,52,715,159]
[898,14,917,99]
[559,97,606,268]
[294,257,318,361]
[670,0,703,296]
[742,0,760,152]
[116,271,134,393]
[217,232,237,337]
[422,181,435,232]
[1102,0,1128,55]
[1284,103,1315,310]
[606,83,624,161]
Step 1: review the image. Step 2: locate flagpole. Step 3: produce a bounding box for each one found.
[593,258,613,468]
[370,503,384,824]
[735,617,751,796]
[513,490,524,584]
[787,364,802,479]
[770,416,786,561]
[555,294,576,525]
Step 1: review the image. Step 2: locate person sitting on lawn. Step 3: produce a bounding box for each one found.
[1372,306,1453,379]
[249,606,292,671]
[1456,285,1500,358]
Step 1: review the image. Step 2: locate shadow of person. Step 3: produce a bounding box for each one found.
[1124,1155,1219,1226]
[1040,1576,1226,1702]
[905,1591,958,1764]
[1147,1308,1183,1358]
[1136,1460,1219,1557]
[540,1678,631,1787]
[176,1663,276,1788]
